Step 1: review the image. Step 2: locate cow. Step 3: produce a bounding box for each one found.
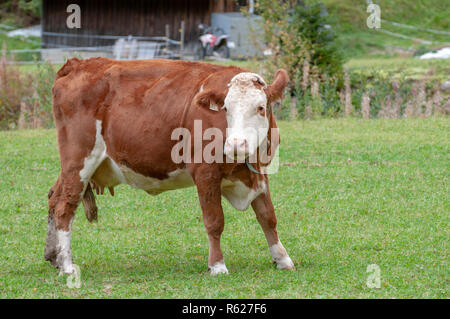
[45,57,294,275]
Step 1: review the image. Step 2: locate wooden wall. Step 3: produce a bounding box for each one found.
[42,0,240,48]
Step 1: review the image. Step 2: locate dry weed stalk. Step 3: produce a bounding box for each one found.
[415,81,426,117]
[361,91,370,119]
[344,71,353,116]
[404,82,419,118]
[391,81,402,118]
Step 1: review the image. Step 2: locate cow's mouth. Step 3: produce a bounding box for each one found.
[232,153,249,160]
[224,150,250,162]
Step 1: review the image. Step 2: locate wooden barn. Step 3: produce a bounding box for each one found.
[41,0,247,50]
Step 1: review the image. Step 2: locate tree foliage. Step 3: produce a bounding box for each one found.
[255,0,343,94]
[0,0,41,27]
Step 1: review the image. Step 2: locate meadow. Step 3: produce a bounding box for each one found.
[0,118,448,298]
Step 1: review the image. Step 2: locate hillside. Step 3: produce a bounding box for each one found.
[322,0,450,58]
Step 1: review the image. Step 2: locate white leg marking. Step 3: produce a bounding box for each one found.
[209,261,229,275]
[269,241,295,270]
[56,221,75,274]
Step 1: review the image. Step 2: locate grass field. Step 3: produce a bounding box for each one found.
[0,118,448,298]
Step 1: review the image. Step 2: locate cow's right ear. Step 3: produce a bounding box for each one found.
[193,89,226,111]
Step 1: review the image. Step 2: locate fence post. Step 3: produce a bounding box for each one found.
[165,24,170,57]
[180,20,185,59]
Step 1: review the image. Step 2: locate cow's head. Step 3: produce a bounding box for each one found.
[222,69,288,160]
[194,69,288,161]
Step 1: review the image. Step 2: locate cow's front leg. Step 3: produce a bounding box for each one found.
[193,169,228,275]
[251,191,295,270]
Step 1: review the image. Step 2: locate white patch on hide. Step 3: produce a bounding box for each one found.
[79,120,107,192]
[209,261,229,275]
[117,166,194,195]
[221,179,266,211]
[269,240,295,270]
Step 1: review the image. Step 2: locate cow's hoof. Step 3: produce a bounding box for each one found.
[58,264,76,276]
[209,262,229,275]
[275,256,295,271]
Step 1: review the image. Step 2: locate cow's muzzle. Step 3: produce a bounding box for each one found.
[224,137,249,159]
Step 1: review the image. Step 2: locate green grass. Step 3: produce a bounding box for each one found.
[344,56,450,81]
[213,56,450,82]
[0,118,448,298]
[0,32,41,61]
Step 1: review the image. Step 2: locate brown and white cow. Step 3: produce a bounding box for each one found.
[45,57,294,275]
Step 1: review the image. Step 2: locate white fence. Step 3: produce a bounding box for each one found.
[4,22,185,64]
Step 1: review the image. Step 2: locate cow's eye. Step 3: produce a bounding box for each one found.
[223,107,227,112]
[257,106,265,114]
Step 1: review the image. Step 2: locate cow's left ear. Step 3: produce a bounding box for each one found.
[193,89,226,111]
[265,69,289,103]
[267,106,280,159]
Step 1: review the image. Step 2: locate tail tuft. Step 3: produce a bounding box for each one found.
[82,183,98,222]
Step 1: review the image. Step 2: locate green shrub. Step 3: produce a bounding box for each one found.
[254,0,343,90]
[0,52,54,130]
[0,52,32,129]
[0,0,41,27]
[25,60,55,127]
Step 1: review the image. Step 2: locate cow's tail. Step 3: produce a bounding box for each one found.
[56,57,81,80]
[82,183,98,222]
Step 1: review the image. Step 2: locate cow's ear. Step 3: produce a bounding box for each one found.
[258,104,280,167]
[265,69,289,103]
[267,107,280,158]
[194,89,226,111]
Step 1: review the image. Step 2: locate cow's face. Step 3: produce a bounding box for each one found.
[223,72,269,159]
[193,69,288,162]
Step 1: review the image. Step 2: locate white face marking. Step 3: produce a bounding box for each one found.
[56,219,75,274]
[223,72,269,159]
[209,261,229,275]
[269,240,295,270]
[221,179,266,211]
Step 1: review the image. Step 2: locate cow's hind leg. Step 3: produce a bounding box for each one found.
[45,177,62,267]
[45,120,105,274]
[251,192,295,270]
[46,169,83,274]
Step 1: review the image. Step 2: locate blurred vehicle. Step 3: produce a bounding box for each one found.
[195,24,230,60]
